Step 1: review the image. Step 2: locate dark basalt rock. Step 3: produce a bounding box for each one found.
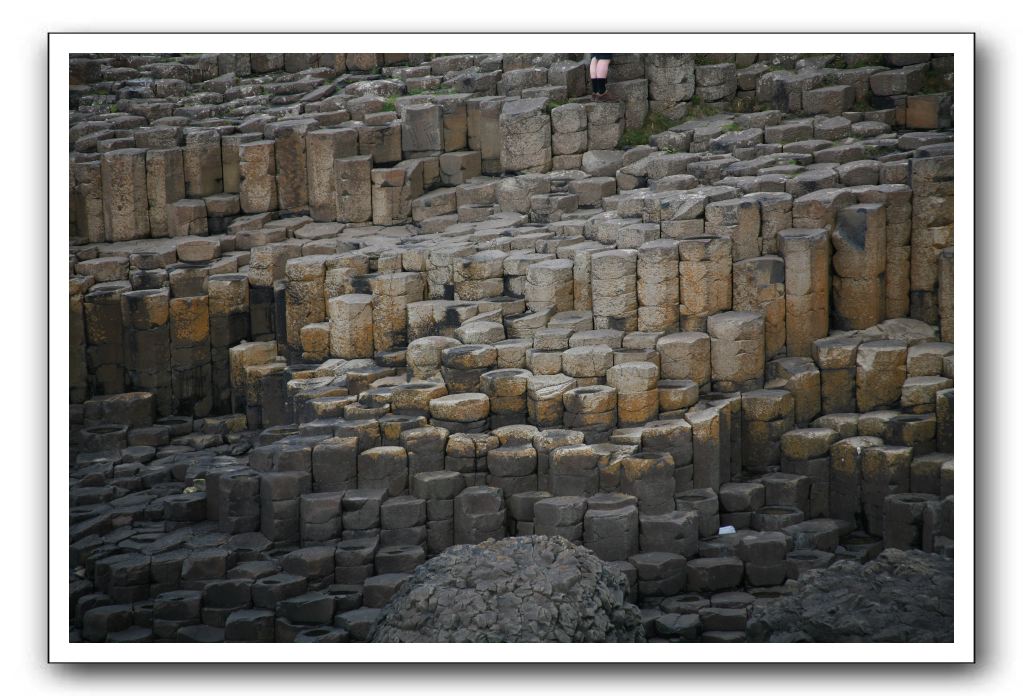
[747,548,953,642]
[371,535,645,642]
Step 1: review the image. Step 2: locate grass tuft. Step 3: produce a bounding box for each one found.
[618,111,684,148]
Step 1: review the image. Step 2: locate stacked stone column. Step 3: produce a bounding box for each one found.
[607,362,660,427]
[534,496,586,543]
[939,248,954,342]
[306,128,357,221]
[645,53,695,120]
[524,259,574,313]
[637,239,680,332]
[481,368,531,427]
[145,148,185,238]
[642,419,694,492]
[440,344,496,393]
[69,279,89,403]
[221,133,259,195]
[732,256,786,359]
[765,357,822,427]
[84,284,128,395]
[744,192,792,256]
[487,440,538,497]
[812,336,860,414]
[283,257,327,361]
[169,294,213,417]
[454,251,507,302]
[412,471,465,555]
[371,168,412,226]
[453,486,507,544]
[499,98,551,174]
[548,444,600,497]
[466,96,506,175]
[562,345,613,389]
[563,385,617,442]
[238,140,278,214]
[527,374,577,429]
[612,452,675,515]
[780,428,839,519]
[677,237,731,332]
[585,101,624,151]
[829,436,883,526]
[584,496,640,562]
[325,252,370,301]
[101,148,150,241]
[708,311,765,392]
[334,155,373,223]
[657,332,711,392]
[856,340,908,412]
[266,119,315,212]
[121,288,173,416]
[741,389,795,474]
[535,429,585,492]
[247,243,299,345]
[910,155,954,324]
[831,203,887,330]
[778,228,830,357]
[551,103,588,171]
[706,198,761,261]
[367,272,425,353]
[183,128,224,198]
[72,161,105,243]
[859,185,913,318]
[592,249,639,331]
[861,444,913,537]
[400,426,449,477]
[327,294,373,359]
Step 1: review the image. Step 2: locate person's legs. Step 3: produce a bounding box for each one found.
[590,56,612,99]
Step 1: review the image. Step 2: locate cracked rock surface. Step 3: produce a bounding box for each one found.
[371,535,645,642]
[747,548,953,642]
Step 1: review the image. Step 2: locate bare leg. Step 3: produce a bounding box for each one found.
[595,59,611,80]
[589,57,598,79]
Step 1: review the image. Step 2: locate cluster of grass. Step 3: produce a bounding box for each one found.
[720,122,741,132]
[847,55,884,69]
[818,72,841,87]
[852,97,872,112]
[380,86,460,112]
[544,98,569,113]
[618,111,684,148]
[685,94,725,119]
[693,54,725,66]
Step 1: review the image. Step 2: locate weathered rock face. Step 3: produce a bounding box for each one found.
[371,535,645,642]
[747,548,953,642]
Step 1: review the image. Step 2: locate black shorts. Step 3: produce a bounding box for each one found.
[592,53,613,60]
